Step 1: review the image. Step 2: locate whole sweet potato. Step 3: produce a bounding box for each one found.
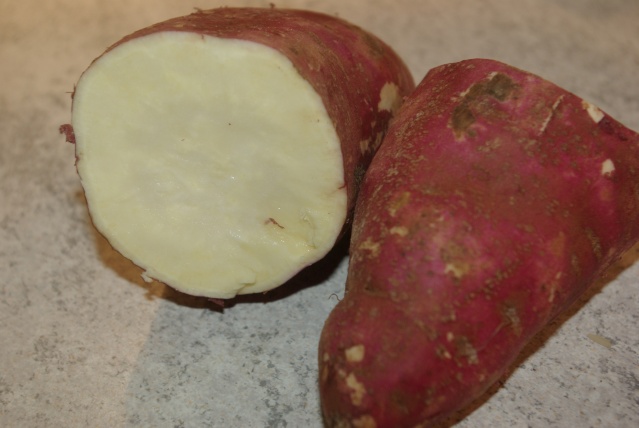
[61,7,414,299]
[319,59,639,427]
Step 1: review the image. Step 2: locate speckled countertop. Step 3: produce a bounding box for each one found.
[1,0,638,427]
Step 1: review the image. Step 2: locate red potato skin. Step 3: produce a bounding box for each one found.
[319,59,639,427]
[62,7,415,226]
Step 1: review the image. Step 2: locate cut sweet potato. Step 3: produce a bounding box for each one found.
[319,59,639,427]
[62,8,414,298]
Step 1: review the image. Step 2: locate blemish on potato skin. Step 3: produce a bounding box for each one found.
[358,238,381,258]
[483,259,518,288]
[359,139,371,155]
[444,262,470,280]
[547,271,562,303]
[485,72,519,100]
[435,345,453,360]
[345,344,365,363]
[500,303,522,336]
[477,138,502,153]
[451,105,475,138]
[390,226,408,237]
[538,95,564,136]
[601,159,615,177]
[388,191,411,217]
[455,336,479,365]
[378,82,401,113]
[571,253,581,274]
[321,364,330,383]
[584,227,603,260]
[345,372,367,406]
[582,100,605,123]
[452,72,519,139]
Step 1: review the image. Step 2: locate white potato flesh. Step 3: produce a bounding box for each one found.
[72,32,347,298]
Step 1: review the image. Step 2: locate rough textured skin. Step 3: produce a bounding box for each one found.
[318,59,639,427]
[64,7,415,225]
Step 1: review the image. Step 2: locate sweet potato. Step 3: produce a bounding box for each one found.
[61,7,414,298]
[318,58,639,427]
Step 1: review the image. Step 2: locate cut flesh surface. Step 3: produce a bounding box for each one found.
[72,32,347,298]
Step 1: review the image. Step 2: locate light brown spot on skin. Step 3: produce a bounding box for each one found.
[548,272,562,303]
[371,131,385,152]
[390,226,408,237]
[321,365,329,383]
[388,192,411,217]
[359,238,381,258]
[386,167,400,178]
[549,233,566,257]
[571,254,581,274]
[436,345,452,360]
[378,82,401,113]
[345,344,365,363]
[444,262,470,279]
[585,228,603,260]
[359,139,371,155]
[501,304,522,336]
[346,373,366,406]
[601,159,615,177]
[477,138,502,153]
[455,336,479,365]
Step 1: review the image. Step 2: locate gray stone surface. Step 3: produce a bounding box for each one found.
[1,1,638,427]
